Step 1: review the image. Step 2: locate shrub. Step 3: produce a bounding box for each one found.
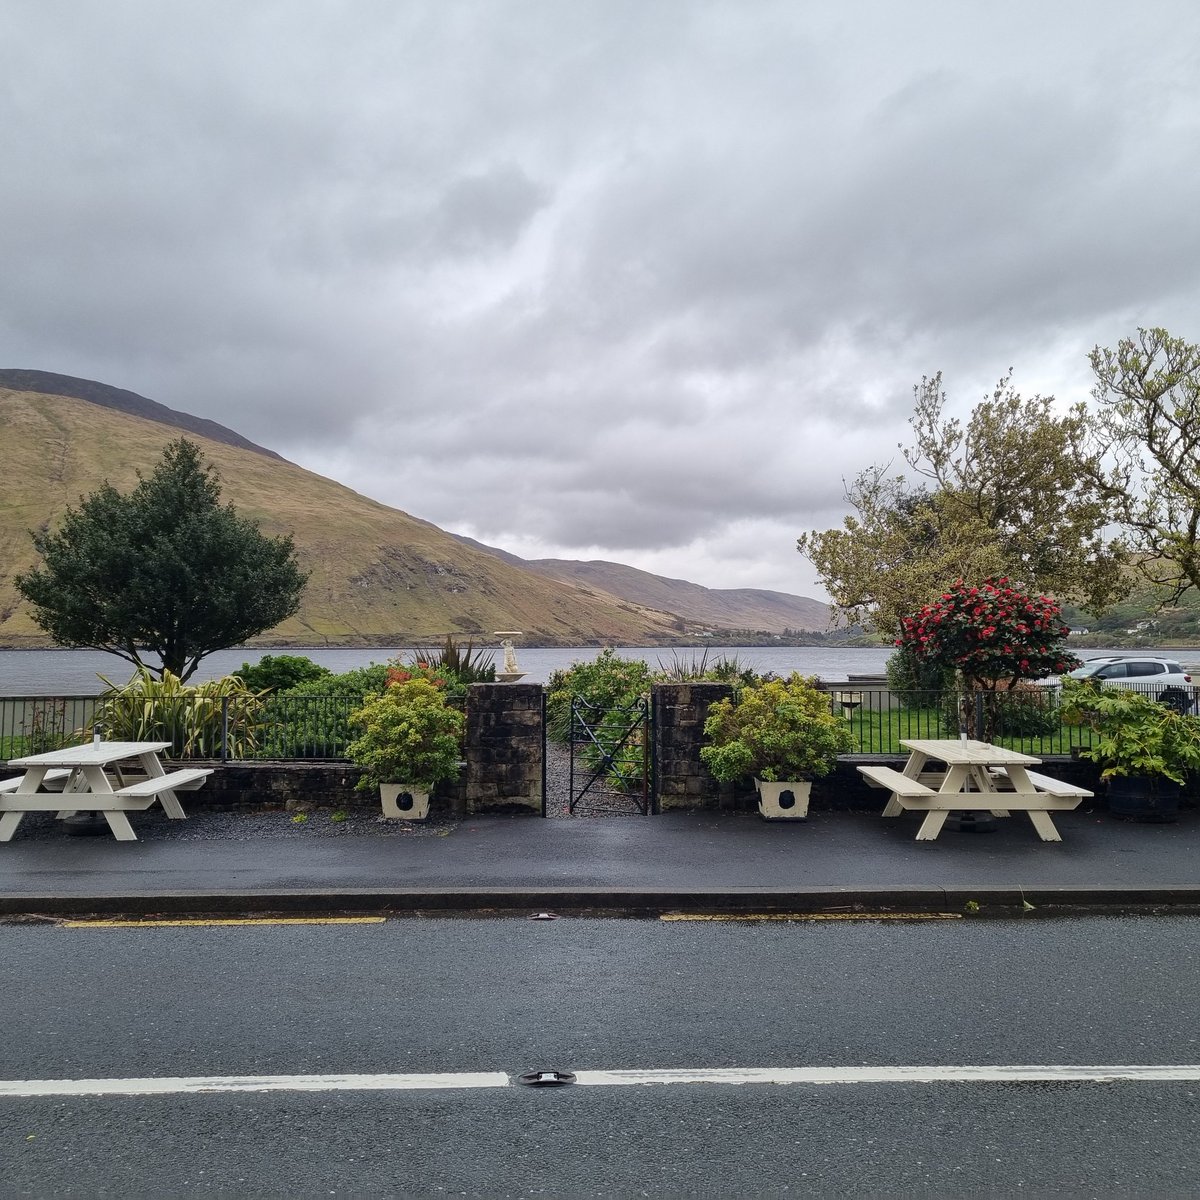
[235,654,332,693]
[898,578,1079,740]
[886,644,952,707]
[1060,678,1200,784]
[545,649,655,743]
[404,636,496,687]
[939,683,1060,739]
[545,649,657,792]
[259,663,391,758]
[346,678,466,791]
[700,674,854,783]
[897,577,1079,688]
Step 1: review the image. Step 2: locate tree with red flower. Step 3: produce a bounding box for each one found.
[897,577,1079,692]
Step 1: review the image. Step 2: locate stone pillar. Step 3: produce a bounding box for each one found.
[464,683,544,813]
[652,682,734,811]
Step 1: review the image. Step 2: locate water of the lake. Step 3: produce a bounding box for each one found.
[0,642,1157,696]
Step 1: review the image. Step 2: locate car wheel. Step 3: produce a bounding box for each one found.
[1158,687,1193,714]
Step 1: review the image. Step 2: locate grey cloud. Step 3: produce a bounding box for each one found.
[4,0,1200,596]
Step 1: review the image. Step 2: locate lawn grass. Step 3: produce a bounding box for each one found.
[839,701,1097,757]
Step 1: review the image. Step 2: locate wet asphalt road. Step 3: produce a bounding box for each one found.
[3,912,1200,1197]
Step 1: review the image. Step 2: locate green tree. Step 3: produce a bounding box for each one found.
[236,654,332,693]
[797,372,1127,636]
[896,577,1079,740]
[896,578,1079,691]
[15,439,308,680]
[1086,327,1200,604]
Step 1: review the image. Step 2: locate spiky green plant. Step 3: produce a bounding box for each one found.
[97,666,267,759]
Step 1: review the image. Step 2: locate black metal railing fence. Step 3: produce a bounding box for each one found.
[2,682,1196,764]
[825,681,1197,756]
[0,693,362,762]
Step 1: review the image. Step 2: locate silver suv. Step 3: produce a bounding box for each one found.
[1056,656,1196,712]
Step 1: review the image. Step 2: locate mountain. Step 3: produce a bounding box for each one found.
[0,383,688,649]
[0,370,285,462]
[452,536,833,633]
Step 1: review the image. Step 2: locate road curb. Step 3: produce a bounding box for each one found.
[5,884,1200,918]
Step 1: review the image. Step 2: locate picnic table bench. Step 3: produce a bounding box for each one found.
[858,739,1093,842]
[1,742,212,842]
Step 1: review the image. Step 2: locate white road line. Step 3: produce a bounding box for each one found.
[0,1072,511,1097]
[3,1064,1200,1098]
[573,1065,1200,1086]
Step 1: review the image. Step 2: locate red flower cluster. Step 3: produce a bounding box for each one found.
[897,578,1080,684]
[386,665,445,689]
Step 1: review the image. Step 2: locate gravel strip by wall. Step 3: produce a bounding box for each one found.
[3,741,653,842]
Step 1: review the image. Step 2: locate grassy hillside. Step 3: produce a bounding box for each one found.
[451,536,834,634]
[0,369,283,460]
[521,558,833,634]
[0,387,684,648]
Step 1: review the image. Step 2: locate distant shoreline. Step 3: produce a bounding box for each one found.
[0,636,881,652]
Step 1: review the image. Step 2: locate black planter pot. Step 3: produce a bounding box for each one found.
[1106,774,1182,822]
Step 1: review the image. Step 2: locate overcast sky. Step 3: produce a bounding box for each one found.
[5,1,1200,601]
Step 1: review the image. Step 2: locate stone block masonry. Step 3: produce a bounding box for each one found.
[464,682,544,813]
[652,682,734,811]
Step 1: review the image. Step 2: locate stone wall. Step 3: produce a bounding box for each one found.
[191,682,546,817]
[186,760,467,814]
[652,682,734,811]
[199,761,365,810]
[188,750,1108,817]
[463,682,543,813]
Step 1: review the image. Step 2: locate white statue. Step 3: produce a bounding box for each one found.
[494,631,525,682]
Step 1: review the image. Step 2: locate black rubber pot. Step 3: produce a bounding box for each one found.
[1106,774,1182,822]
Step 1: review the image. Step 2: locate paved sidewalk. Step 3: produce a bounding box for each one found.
[2,805,1200,916]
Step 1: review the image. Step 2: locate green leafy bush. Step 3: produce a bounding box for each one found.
[545,649,655,743]
[346,678,466,791]
[545,649,657,791]
[235,654,332,693]
[886,644,952,706]
[701,673,854,783]
[1060,678,1200,783]
[936,683,1060,739]
[259,663,391,758]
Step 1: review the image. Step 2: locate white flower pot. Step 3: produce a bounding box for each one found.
[379,784,431,820]
[756,779,812,820]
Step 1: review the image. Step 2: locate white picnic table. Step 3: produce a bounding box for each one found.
[1,741,211,842]
[858,738,1093,842]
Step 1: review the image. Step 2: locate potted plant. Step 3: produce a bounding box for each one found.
[346,678,466,818]
[1061,678,1200,821]
[700,674,854,819]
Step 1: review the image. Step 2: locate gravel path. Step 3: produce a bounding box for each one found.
[545,739,652,818]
